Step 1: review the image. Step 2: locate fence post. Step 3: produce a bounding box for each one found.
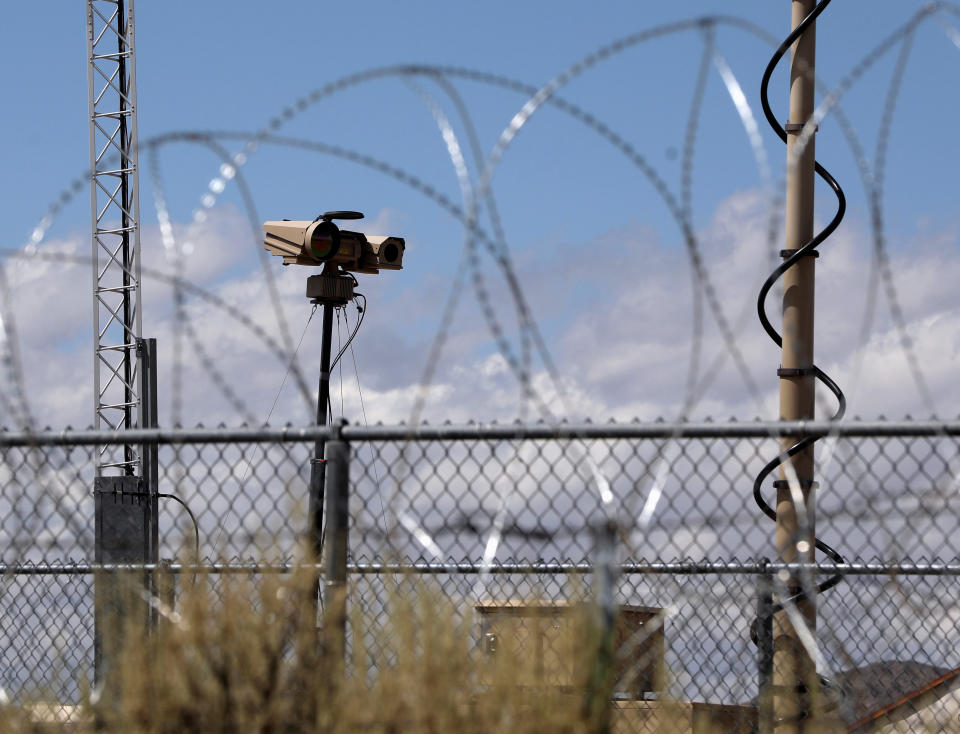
[137,338,160,628]
[323,418,350,665]
[585,518,618,734]
[757,558,775,734]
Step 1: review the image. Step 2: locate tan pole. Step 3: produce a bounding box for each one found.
[775,1,818,731]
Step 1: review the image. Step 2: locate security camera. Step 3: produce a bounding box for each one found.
[262,210,404,274]
[366,236,404,270]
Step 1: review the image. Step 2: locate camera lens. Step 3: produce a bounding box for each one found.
[308,220,339,261]
[383,243,399,263]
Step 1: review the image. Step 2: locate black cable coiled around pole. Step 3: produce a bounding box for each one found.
[753,0,847,721]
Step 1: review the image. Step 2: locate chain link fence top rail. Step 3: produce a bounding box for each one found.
[2,418,960,724]
[2,419,958,564]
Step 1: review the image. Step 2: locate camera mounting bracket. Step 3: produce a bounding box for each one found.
[306,264,355,305]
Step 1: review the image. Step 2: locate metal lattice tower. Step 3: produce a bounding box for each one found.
[86,0,142,474]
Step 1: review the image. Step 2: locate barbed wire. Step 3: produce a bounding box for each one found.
[0,10,956,606]
[5,16,952,696]
[3,20,958,713]
[5,10,954,435]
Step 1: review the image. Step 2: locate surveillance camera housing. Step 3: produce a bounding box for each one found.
[367,236,405,270]
[262,219,405,274]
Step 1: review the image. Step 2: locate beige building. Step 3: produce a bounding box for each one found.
[476,601,960,734]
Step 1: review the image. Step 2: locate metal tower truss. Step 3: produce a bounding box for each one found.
[86,0,142,474]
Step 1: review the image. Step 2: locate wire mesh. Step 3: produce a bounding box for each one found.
[1,420,959,732]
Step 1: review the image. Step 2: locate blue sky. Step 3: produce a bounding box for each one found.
[1,1,959,427]
[5,2,958,243]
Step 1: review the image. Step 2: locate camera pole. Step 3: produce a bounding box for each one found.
[261,208,403,615]
[308,301,334,559]
[306,263,355,613]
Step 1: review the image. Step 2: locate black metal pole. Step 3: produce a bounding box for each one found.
[117,0,136,474]
[308,302,335,602]
[138,338,159,627]
[757,558,775,734]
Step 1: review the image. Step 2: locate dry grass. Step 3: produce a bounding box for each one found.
[0,564,864,733]
[0,565,620,734]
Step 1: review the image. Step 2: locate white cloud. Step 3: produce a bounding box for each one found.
[540,190,960,421]
[1,192,958,431]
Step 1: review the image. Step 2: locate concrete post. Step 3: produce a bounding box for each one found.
[775,1,819,730]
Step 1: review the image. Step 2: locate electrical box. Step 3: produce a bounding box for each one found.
[95,476,150,565]
[94,475,150,682]
[475,601,665,696]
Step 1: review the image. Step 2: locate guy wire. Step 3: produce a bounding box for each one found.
[216,305,318,554]
[346,295,390,544]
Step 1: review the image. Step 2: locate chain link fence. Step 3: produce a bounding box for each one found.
[2,419,959,731]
